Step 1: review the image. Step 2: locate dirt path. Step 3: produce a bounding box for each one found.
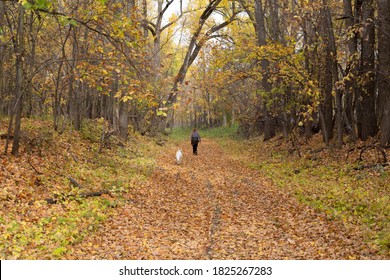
[67,139,379,259]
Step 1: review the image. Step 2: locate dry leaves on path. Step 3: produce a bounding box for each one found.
[67,139,380,259]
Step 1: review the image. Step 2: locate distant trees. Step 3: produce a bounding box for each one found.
[1,0,389,157]
[176,0,390,147]
[1,0,146,155]
[0,0,245,156]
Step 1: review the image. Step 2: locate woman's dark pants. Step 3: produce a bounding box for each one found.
[192,143,198,155]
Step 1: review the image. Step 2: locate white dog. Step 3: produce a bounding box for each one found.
[176,149,183,164]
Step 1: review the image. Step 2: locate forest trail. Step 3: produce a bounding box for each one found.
[66,138,379,259]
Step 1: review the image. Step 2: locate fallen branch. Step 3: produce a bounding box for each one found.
[353,162,389,171]
[44,176,111,204]
[80,191,110,198]
[68,176,84,188]
[44,190,110,204]
[28,156,43,175]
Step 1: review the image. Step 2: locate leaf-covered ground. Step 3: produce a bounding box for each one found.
[222,133,389,255]
[66,138,382,259]
[0,118,156,259]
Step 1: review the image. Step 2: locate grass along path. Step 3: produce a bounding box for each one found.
[66,138,380,259]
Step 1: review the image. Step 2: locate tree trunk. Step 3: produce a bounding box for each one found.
[318,2,334,144]
[11,4,25,156]
[153,0,163,72]
[0,1,5,115]
[324,3,343,147]
[112,72,120,132]
[115,0,135,140]
[342,0,358,141]
[118,97,129,140]
[53,27,71,131]
[377,0,390,146]
[302,9,315,140]
[25,12,36,118]
[69,29,81,131]
[269,0,280,42]
[142,0,148,38]
[254,0,274,141]
[357,0,378,140]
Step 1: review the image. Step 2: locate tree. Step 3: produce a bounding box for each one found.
[5,2,25,156]
[254,0,275,141]
[167,0,240,102]
[341,0,358,142]
[0,0,6,115]
[377,0,390,146]
[165,0,240,128]
[357,0,378,140]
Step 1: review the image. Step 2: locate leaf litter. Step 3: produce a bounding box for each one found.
[66,139,382,260]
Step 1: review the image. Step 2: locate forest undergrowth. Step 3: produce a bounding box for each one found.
[0,117,159,259]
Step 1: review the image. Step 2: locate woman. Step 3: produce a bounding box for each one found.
[190,128,201,155]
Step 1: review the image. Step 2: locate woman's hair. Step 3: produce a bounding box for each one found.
[193,128,197,132]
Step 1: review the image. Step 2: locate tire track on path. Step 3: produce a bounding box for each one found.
[205,180,221,259]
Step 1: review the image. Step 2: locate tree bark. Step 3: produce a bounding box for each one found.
[342,0,358,141]
[25,12,36,118]
[0,1,5,115]
[269,0,280,42]
[318,1,334,145]
[69,29,81,131]
[357,0,378,140]
[11,4,25,156]
[113,0,135,140]
[118,96,129,140]
[324,3,343,147]
[377,0,390,146]
[254,0,275,141]
[53,26,71,131]
[142,0,148,38]
[302,5,315,140]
